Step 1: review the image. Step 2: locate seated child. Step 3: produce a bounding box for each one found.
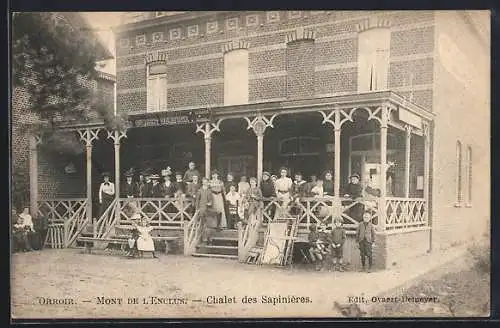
[132,217,158,258]
[330,217,347,271]
[308,223,328,271]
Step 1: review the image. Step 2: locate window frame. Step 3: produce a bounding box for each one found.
[146,63,167,112]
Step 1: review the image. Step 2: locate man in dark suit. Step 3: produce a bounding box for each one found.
[122,169,139,198]
[356,211,376,272]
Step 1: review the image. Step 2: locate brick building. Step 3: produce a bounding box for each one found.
[31,11,489,268]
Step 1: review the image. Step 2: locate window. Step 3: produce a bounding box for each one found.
[456,141,463,205]
[358,27,390,92]
[279,137,321,156]
[465,146,472,205]
[147,63,167,112]
[224,49,249,106]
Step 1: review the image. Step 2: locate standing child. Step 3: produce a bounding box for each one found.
[356,211,376,272]
[243,177,263,225]
[225,184,241,229]
[330,217,347,271]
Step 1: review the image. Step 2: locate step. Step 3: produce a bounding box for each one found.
[196,244,238,256]
[211,229,238,238]
[209,236,238,247]
[191,252,238,260]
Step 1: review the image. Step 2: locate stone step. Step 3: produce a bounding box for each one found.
[209,236,238,247]
[196,244,238,256]
[211,229,238,238]
[191,252,238,260]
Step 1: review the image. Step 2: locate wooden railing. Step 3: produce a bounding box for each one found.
[261,196,379,231]
[94,199,119,239]
[37,198,89,248]
[385,197,427,230]
[183,210,202,255]
[117,197,195,229]
[63,199,89,247]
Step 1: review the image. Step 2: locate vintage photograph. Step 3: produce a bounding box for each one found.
[10,10,490,319]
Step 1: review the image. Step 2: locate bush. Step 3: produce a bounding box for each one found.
[468,242,490,273]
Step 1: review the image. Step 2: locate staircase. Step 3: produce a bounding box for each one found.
[192,229,239,260]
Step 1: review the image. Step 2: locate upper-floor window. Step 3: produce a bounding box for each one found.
[224,49,249,106]
[465,146,472,206]
[358,27,390,92]
[147,62,167,112]
[456,141,463,205]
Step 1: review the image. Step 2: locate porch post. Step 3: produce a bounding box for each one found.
[244,114,276,185]
[423,122,431,229]
[77,128,101,236]
[107,129,128,221]
[196,120,223,179]
[334,110,341,197]
[404,125,412,198]
[378,104,390,231]
[29,133,41,217]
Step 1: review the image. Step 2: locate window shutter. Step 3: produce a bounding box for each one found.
[158,75,167,111]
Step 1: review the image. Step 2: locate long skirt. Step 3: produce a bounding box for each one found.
[211,193,227,228]
[137,235,155,252]
[99,193,114,218]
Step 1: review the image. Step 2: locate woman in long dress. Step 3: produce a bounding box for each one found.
[209,170,227,229]
[133,218,158,258]
[274,167,293,218]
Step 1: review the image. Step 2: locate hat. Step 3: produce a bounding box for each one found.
[324,170,333,176]
[101,172,110,177]
[294,171,302,176]
[124,168,134,177]
[263,171,270,177]
[211,169,220,176]
[175,171,183,176]
[161,167,172,176]
[350,173,361,180]
[249,177,257,183]
[279,166,288,172]
[271,174,277,179]
[150,174,160,180]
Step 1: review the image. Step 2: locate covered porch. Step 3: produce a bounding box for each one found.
[30,91,433,268]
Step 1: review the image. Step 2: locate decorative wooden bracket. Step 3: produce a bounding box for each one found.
[106,129,128,144]
[196,119,224,140]
[319,107,354,130]
[77,128,101,147]
[243,113,277,137]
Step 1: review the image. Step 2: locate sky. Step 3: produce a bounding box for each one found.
[81,12,124,75]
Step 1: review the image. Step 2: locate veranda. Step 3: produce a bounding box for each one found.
[31,91,433,269]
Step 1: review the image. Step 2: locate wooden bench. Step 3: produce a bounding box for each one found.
[76,236,181,254]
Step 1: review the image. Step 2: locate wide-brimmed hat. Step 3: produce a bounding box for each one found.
[350,173,361,180]
[161,167,172,176]
[262,171,270,177]
[124,168,134,177]
[174,171,183,176]
[150,174,160,180]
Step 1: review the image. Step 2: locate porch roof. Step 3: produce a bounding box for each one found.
[48,90,433,133]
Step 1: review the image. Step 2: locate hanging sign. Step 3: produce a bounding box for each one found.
[130,108,211,128]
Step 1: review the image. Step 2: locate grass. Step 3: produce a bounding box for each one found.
[368,241,490,317]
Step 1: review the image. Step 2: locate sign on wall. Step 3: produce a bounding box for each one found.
[130,108,210,128]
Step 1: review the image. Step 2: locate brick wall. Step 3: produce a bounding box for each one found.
[116,11,436,112]
[12,75,115,205]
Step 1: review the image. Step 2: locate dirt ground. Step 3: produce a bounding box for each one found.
[10,242,488,320]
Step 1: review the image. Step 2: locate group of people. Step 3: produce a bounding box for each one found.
[307,211,376,272]
[12,207,47,252]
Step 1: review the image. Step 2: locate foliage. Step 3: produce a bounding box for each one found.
[468,242,490,274]
[12,12,100,121]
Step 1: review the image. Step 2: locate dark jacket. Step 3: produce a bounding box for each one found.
[356,221,376,243]
[142,182,153,197]
[186,182,201,198]
[345,183,363,199]
[161,181,176,197]
[122,181,139,197]
[173,180,186,194]
[308,230,320,246]
[195,187,213,214]
[330,227,346,245]
[292,180,307,198]
[323,180,334,196]
[151,182,163,198]
[260,180,276,198]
